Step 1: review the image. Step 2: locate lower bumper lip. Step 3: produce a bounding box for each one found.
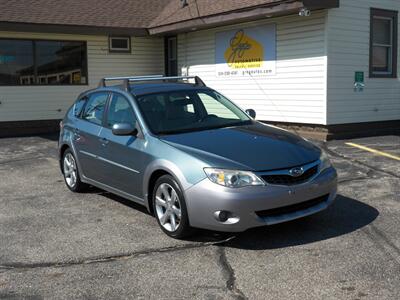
[184,167,338,232]
[256,192,336,226]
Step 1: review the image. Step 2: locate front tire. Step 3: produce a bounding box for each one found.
[152,175,193,239]
[62,149,88,193]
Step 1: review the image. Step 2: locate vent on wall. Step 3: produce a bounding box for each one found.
[109,36,131,53]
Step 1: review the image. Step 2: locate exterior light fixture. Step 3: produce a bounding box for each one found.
[299,8,311,17]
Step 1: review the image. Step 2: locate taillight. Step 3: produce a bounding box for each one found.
[59,121,64,130]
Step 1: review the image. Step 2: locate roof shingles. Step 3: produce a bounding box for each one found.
[150,0,284,28]
[0,0,171,29]
[0,0,288,29]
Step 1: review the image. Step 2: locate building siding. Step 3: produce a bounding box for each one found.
[178,10,328,125]
[326,0,400,125]
[0,32,164,122]
[2,1,397,128]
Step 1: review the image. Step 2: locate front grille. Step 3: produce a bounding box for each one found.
[261,165,318,186]
[255,194,329,219]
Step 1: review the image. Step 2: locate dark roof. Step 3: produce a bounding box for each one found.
[101,82,208,96]
[130,82,209,96]
[0,0,339,35]
[149,0,340,34]
[150,0,283,28]
[0,0,170,29]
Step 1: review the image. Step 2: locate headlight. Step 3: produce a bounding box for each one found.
[320,150,332,171]
[204,168,265,188]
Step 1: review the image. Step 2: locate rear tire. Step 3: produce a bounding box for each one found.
[62,149,88,193]
[152,175,193,239]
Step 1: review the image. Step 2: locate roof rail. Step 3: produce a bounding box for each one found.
[98,75,206,92]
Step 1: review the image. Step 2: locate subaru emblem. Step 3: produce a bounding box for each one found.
[289,167,304,177]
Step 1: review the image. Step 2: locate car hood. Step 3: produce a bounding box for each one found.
[159,122,321,171]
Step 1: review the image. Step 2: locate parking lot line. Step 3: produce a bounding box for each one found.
[346,142,400,161]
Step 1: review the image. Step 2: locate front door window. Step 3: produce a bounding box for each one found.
[106,93,136,128]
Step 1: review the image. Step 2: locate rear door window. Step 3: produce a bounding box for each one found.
[81,93,108,126]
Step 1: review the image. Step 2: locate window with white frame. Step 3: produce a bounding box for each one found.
[370,8,398,78]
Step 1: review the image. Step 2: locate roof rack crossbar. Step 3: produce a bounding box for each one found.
[98,75,206,92]
[128,76,206,86]
[98,75,164,88]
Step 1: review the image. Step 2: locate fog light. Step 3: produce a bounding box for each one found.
[213,211,240,224]
[218,211,229,222]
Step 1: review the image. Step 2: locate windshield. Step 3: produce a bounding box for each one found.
[135,89,251,135]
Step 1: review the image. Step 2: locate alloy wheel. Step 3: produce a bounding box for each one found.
[63,153,77,188]
[155,183,182,232]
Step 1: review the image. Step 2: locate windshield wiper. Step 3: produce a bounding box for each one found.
[158,128,198,135]
[157,120,252,135]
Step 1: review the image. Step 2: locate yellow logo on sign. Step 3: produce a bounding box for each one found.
[224,30,264,69]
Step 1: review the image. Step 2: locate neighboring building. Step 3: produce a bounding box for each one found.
[0,0,398,139]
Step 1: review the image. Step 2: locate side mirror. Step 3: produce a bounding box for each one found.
[245,109,256,119]
[112,123,138,136]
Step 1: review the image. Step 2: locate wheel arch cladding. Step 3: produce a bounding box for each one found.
[147,170,171,215]
[59,144,70,173]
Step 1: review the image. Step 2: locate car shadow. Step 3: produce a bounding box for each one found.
[218,194,379,250]
[86,187,152,216]
[87,188,379,249]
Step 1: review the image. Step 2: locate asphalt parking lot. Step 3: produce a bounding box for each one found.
[0,134,399,300]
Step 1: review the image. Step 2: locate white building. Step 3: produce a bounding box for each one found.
[0,0,398,139]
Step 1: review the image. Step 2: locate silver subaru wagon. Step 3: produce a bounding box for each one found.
[59,75,337,238]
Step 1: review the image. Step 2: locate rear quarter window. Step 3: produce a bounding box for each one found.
[72,97,87,117]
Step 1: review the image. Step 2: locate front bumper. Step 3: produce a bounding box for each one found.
[184,167,337,232]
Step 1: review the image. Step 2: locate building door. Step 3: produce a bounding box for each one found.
[165,36,178,76]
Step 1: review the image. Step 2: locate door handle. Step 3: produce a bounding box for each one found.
[99,137,109,146]
[73,129,81,140]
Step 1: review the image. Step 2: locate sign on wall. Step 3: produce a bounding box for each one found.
[215,24,276,77]
[354,71,365,92]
